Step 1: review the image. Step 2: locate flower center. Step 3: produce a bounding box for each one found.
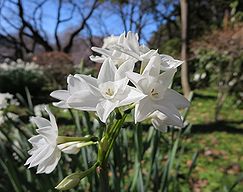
[149,88,161,100]
[150,88,159,96]
[99,81,117,100]
[105,88,114,97]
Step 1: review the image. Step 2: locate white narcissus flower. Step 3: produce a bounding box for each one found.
[114,32,183,71]
[90,33,135,66]
[90,32,183,71]
[102,35,120,49]
[150,111,183,132]
[114,32,159,65]
[25,107,85,174]
[50,75,90,108]
[90,35,128,64]
[67,58,145,123]
[25,107,61,174]
[126,55,189,126]
[160,54,184,71]
[90,46,135,66]
[90,32,157,67]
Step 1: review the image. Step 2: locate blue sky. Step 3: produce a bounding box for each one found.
[0,0,168,44]
[35,1,158,43]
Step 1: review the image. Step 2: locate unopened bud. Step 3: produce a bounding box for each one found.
[55,172,84,190]
[55,162,99,190]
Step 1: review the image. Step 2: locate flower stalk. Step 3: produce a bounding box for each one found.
[56,135,98,144]
[97,111,128,191]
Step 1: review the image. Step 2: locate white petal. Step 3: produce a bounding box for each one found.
[52,101,70,108]
[50,90,70,101]
[96,100,118,123]
[74,74,101,97]
[28,135,43,145]
[126,31,140,54]
[151,121,168,132]
[135,97,154,123]
[45,107,58,131]
[139,45,150,53]
[67,90,100,111]
[151,114,168,132]
[67,75,87,93]
[160,54,184,70]
[57,141,94,155]
[25,146,44,166]
[115,60,135,81]
[30,116,51,128]
[118,86,146,106]
[91,47,113,57]
[118,32,126,44]
[158,68,177,88]
[58,141,80,154]
[155,103,183,127]
[28,145,55,168]
[150,111,175,131]
[98,59,117,84]
[74,74,98,87]
[126,72,146,89]
[163,89,190,108]
[36,148,61,174]
[37,127,57,143]
[114,78,128,95]
[140,51,159,73]
[142,55,161,77]
[114,45,140,60]
[140,49,158,60]
[90,55,106,63]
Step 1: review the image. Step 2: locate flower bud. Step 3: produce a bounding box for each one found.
[55,172,84,190]
[55,162,99,190]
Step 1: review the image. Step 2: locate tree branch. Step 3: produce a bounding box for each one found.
[17,0,53,51]
[63,0,99,53]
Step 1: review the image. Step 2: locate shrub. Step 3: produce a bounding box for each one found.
[32,52,75,88]
[0,59,48,104]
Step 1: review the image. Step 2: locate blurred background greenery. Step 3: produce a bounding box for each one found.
[0,0,242,191]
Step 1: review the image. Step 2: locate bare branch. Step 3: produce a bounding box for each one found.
[63,0,99,53]
[33,0,48,41]
[17,0,53,51]
[55,0,62,51]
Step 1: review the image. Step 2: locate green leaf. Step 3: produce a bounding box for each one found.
[187,151,199,178]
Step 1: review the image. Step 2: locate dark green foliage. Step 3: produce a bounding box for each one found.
[0,69,49,103]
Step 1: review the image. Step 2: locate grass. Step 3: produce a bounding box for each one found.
[183,89,243,191]
[187,89,243,124]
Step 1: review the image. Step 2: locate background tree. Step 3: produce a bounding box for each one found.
[0,0,100,60]
[180,0,191,97]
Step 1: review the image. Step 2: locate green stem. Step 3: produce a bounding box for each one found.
[104,113,127,162]
[97,113,128,192]
[57,135,98,144]
[98,163,110,192]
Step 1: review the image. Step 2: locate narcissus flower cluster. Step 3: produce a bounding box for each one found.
[25,31,189,183]
[52,32,188,125]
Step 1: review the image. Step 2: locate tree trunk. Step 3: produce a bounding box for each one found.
[180,0,191,98]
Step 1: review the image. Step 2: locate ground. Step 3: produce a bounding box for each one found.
[184,89,243,192]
